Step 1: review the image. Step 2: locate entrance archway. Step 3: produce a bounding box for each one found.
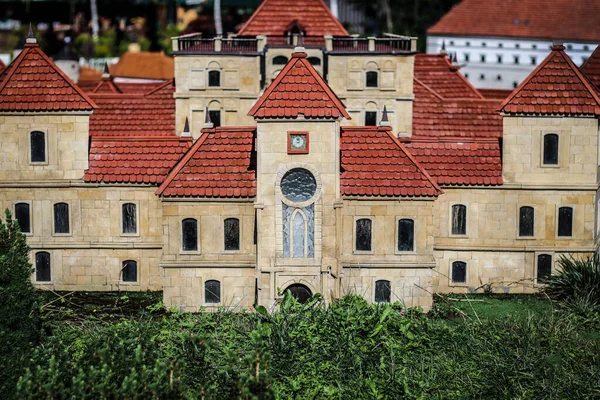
[284,283,313,304]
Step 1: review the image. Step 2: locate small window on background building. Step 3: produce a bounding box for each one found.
[451,261,467,283]
[374,280,391,303]
[397,219,414,251]
[513,81,518,88]
[366,71,378,88]
[498,43,503,48]
[464,54,470,62]
[531,56,537,65]
[449,41,455,46]
[35,252,51,282]
[307,57,321,66]
[479,74,485,80]
[122,260,137,282]
[182,218,198,251]
[15,202,31,233]
[53,203,69,234]
[497,55,503,63]
[514,55,520,64]
[532,44,537,49]
[365,111,377,126]
[355,218,372,251]
[451,204,467,235]
[497,75,502,81]
[208,70,220,87]
[272,56,288,65]
[537,254,552,282]
[464,73,469,79]
[122,203,137,234]
[209,110,221,127]
[567,44,573,50]
[543,133,559,165]
[584,45,590,51]
[466,41,470,47]
[481,42,486,47]
[519,206,534,237]
[224,218,240,251]
[205,280,221,303]
[558,207,573,237]
[480,54,486,63]
[30,131,46,163]
[515,43,520,49]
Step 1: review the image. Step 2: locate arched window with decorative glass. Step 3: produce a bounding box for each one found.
[281,168,316,258]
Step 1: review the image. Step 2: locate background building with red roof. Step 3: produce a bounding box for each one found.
[426,0,600,90]
[0,3,598,312]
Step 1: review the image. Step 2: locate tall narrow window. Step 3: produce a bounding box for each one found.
[15,203,31,234]
[398,219,414,251]
[209,110,221,127]
[365,111,377,126]
[272,56,288,65]
[558,207,573,237]
[356,218,372,251]
[205,280,221,303]
[537,254,552,282]
[292,211,306,257]
[208,70,220,87]
[451,204,467,235]
[543,134,559,165]
[519,206,534,237]
[35,252,51,282]
[375,280,391,303]
[182,218,198,251]
[122,203,137,234]
[122,260,137,282]
[366,71,378,88]
[30,131,46,163]
[53,203,70,234]
[224,218,240,251]
[451,261,467,283]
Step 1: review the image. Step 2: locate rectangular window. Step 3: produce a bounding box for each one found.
[35,252,51,282]
[15,203,31,234]
[122,260,137,282]
[451,204,467,235]
[451,261,467,284]
[355,218,372,251]
[208,70,221,87]
[205,280,221,303]
[365,71,378,88]
[365,111,377,126]
[122,203,137,234]
[519,206,534,237]
[182,218,198,251]
[30,131,46,163]
[374,280,391,303]
[209,110,221,127]
[53,203,70,234]
[558,207,573,237]
[537,254,552,282]
[224,218,240,251]
[543,134,559,165]
[397,219,414,251]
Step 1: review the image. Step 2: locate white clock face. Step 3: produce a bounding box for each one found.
[291,135,306,149]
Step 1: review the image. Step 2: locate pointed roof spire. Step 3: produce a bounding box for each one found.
[379,105,391,127]
[26,22,37,44]
[102,63,110,79]
[440,40,447,55]
[203,106,214,128]
[181,116,191,137]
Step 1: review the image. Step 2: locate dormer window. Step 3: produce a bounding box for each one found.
[30,131,46,163]
[284,19,305,44]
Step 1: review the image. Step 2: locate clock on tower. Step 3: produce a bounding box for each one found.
[287,131,309,154]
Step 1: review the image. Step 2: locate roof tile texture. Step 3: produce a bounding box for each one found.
[414,54,482,99]
[580,45,600,88]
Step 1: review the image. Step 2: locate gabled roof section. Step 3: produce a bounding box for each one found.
[428,0,600,42]
[156,127,257,198]
[580,45,600,88]
[248,49,350,119]
[340,126,442,197]
[109,51,174,81]
[92,77,122,94]
[238,0,348,37]
[0,42,96,112]
[500,44,600,116]
[414,54,483,99]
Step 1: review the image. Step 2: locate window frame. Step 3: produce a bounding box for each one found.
[354,217,374,254]
[307,56,321,66]
[120,201,139,236]
[14,201,32,235]
[34,251,52,283]
[534,252,553,285]
[52,202,71,236]
[365,70,378,88]
[541,133,560,167]
[395,217,416,254]
[272,55,289,65]
[364,110,378,126]
[204,279,222,305]
[208,109,222,128]
[207,69,221,87]
[223,217,241,252]
[181,218,200,254]
[556,205,574,238]
[29,130,48,165]
[517,205,535,238]
[374,279,392,303]
[449,260,468,286]
[120,259,138,284]
[450,204,468,237]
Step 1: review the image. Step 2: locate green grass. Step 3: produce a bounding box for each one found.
[437,293,554,321]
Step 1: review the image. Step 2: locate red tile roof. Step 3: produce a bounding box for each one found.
[156,127,257,198]
[340,126,442,197]
[84,136,192,184]
[109,51,174,81]
[89,80,176,137]
[478,88,513,100]
[580,45,600,88]
[428,0,600,42]
[92,77,122,94]
[238,0,348,37]
[248,50,350,119]
[0,42,96,112]
[406,139,503,186]
[414,54,483,99]
[500,44,600,116]
[0,59,6,75]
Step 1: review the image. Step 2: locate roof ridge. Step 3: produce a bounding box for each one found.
[145,78,174,96]
[92,135,190,142]
[92,77,122,94]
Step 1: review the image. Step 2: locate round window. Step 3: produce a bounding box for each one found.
[280,168,316,203]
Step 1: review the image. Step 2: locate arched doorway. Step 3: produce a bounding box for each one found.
[284,283,313,304]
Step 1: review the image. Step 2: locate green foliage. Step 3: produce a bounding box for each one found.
[0,209,34,287]
[544,255,600,315]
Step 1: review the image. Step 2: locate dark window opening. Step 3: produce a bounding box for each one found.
[284,283,312,303]
[480,54,486,63]
[464,54,470,62]
[514,55,520,64]
[558,207,573,237]
[537,254,552,282]
[365,111,377,126]
[122,203,137,234]
[224,218,240,250]
[122,260,137,282]
[307,57,321,66]
[35,252,51,282]
[398,219,414,251]
[208,70,220,87]
[375,280,391,303]
[53,203,70,234]
[451,204,467,235]
[531,56,537,65]
[209,110,221,127]
[497,55,503,63]
[366,71,378,88]
[497,74,502,81]
[273,56,288,65]
[356,218,372,251]
[480,74,485,80]
[30,131,46,163]
[519,206,534,237]
[543,134,559,165]
[452,261,467,283]
[15,203,31,233]
[182,218,198,251]
[205,280,221,303]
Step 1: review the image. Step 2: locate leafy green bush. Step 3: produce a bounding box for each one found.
[544,254,600,315]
